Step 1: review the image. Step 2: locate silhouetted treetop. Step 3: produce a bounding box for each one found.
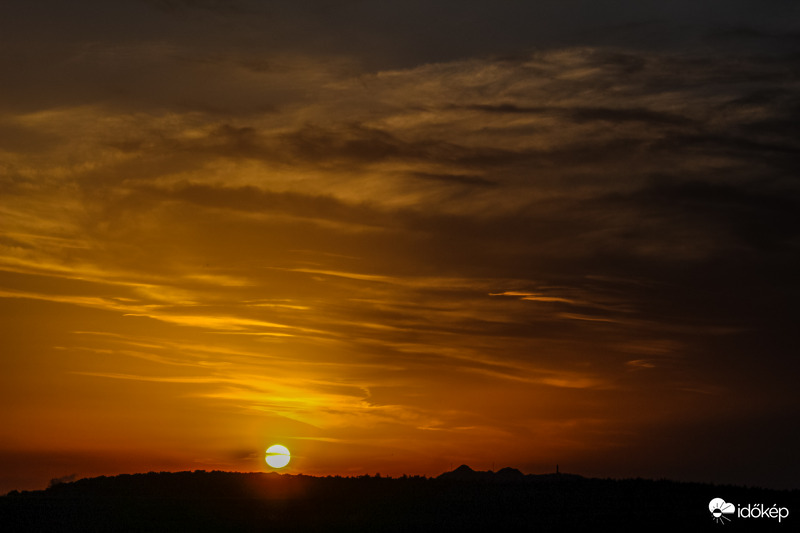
[2,468,798,532]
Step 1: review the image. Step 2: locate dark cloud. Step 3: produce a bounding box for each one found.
[131,182,384,228]
[0,121,60,154]
[48,474,77,488]
[620,178,800,251]
[140,0,246,14]
[461,103,694,127]
[568,107,694,126]
[461,103,550,115]
[409,172,498,188]
[3,0,800,490]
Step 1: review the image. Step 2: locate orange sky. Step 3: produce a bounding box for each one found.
[2,0,800,493]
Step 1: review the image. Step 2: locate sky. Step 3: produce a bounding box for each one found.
[2,0,800,493]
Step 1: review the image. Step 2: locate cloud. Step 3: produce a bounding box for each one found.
[490,291,588,306]
[48,474,77,488]
[140,0,246,14]
[5,47,797,344]
[3,28,800,486]
[461,103,694,127]
[626,359,657,370]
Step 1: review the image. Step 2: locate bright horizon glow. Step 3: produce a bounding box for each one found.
[265,445,291,469]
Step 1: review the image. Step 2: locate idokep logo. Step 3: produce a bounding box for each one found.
[709,498,736,524]
[709,497,790,525]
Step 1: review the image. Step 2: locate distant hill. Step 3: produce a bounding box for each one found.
[2,468,798,532]
[437,464,579,482]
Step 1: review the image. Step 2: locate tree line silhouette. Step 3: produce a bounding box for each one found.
[2,466,798,531]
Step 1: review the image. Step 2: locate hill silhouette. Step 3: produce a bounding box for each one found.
[2,467,798,531]
[437,464,579,483]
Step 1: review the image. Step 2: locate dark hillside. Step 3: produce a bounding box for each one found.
[2,469,797,532]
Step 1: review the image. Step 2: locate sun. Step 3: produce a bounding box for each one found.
[265,444,291,468]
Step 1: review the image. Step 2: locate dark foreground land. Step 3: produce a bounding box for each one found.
[2,466,798,532]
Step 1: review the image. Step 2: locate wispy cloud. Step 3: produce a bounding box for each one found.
[2,25,799,486]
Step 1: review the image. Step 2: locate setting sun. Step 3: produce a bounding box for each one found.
[265,445,291,469]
